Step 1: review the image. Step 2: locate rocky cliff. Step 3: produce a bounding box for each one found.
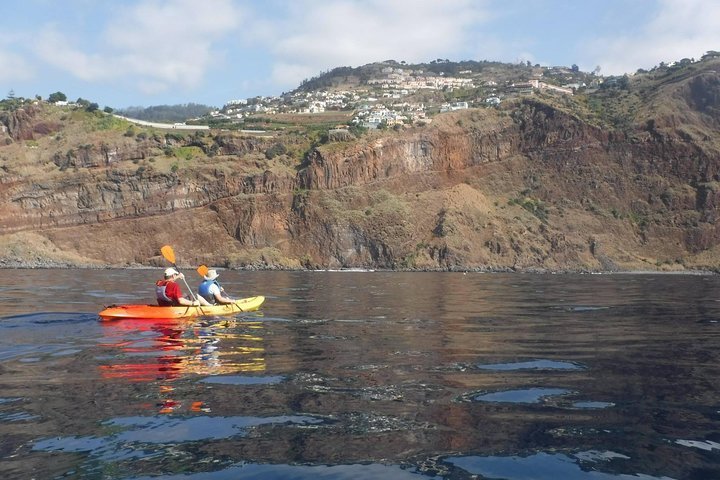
[2,60,720,271]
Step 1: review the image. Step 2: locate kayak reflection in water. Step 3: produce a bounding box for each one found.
[156,267,208,306]
[198,268,235,305]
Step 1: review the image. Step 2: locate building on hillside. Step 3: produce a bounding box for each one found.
[510,82,535,94]
[440,102,469,112]
[529,79,573,95]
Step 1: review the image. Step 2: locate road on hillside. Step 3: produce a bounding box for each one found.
[112,114,209,130]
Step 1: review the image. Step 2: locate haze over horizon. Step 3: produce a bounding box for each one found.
[1,0,718,109]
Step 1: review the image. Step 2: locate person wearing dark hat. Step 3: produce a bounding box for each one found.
[156,267,202,306]
[198,269,235,305]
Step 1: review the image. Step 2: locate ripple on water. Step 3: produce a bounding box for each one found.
[199,375,284,385]
[564,305,611,312]
[343,412,432,434]
[107,415,323,443]
[33,415,326,458]
[675,439,720,451]
[572,401,615,409]
[0,312,97,361]
[50,348,82,357]
[125,462,430,480]
[0,344,79,362]
[0,312,97,326]
[305,383,404,401]
[0,396,38,423]
[445,451,674,480]
[470,388,571,404]
[476,359,585,371]
[0,411,40,422]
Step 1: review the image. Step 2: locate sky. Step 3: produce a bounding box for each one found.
[1,0,718,109]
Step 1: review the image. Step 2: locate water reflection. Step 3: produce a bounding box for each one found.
[127,463,430,480]
[33,415,324,451]
[471,387,572,404]
[200,375,283,385]
[100,318,266,380]
[1,270,720,480]
[476,359,585,371]
[445,451,674,480]
[99,317,267,414]
[675,439,720,452]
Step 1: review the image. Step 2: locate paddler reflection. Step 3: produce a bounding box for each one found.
[99,317,266,413]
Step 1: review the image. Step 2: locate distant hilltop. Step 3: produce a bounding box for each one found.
[212,59,596,129]
[210,55,720,130]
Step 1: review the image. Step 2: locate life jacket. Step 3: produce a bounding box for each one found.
[156,280,175,306]
[198,280,219,304]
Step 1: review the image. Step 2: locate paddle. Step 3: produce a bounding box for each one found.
[160,245,203,310]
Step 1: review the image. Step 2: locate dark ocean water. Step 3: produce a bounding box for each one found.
[0,269,719,479]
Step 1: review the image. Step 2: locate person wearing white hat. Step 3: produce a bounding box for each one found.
[156,267,203,306]
[198,269,235,305]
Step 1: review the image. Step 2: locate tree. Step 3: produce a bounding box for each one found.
[48,91,67,103]
[7,89,15,99]
[265,143,287,159]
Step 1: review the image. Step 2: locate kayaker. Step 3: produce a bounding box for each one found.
[156,267,203,306]
[198,269,235,305]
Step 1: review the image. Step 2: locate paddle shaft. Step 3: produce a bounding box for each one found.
[171,263,203,312]
[177,268,199,302]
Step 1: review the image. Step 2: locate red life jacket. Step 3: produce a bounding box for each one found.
[156,280,176,306]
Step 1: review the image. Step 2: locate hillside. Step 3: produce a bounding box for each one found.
[2,57,720,272]
[115,103,215,123]
[294,59,591,94]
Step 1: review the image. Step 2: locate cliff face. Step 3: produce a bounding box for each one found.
[2,67,720,271]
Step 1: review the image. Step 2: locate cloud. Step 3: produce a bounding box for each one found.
[0,32,34,83]
[31,0,244,94]
[586,0,720,74]
[247,0,490,89]
[32,27,110,81]
[0,49,34,83]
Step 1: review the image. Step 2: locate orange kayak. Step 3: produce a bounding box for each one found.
[99,296,265,320]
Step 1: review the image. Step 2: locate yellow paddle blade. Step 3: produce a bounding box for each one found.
[197,265,209,277]
[160,245,176,264]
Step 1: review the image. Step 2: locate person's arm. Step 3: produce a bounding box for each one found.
[170,280,199,306]
[212,283,234,304]
[197,295,212,306]
[213,291,234,304]
[177,296,198,306]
